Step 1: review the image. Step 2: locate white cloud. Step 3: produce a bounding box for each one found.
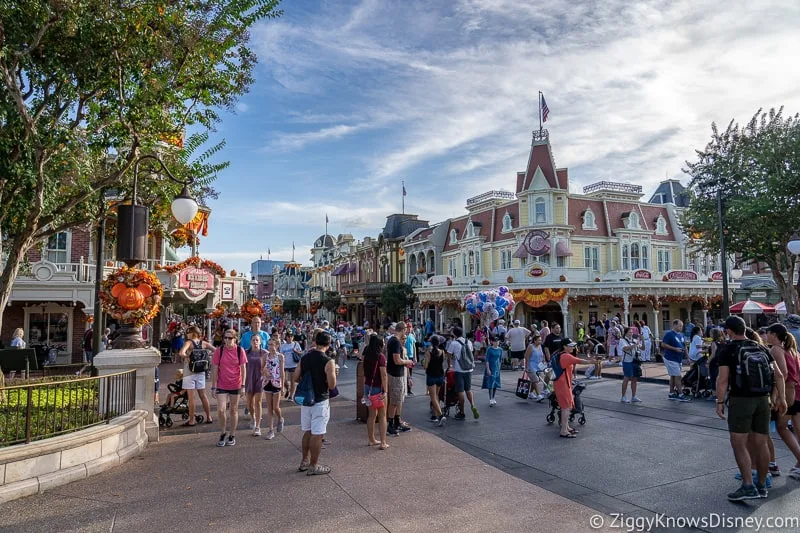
[266,124,368,152]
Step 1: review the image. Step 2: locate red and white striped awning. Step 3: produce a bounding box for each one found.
[729,299,775,314]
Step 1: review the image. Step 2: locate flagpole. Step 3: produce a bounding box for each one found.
[402,180,405,214]
[538,91,542,134]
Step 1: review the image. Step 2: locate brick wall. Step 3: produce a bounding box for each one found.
[71,229,91,263]
[1,304,25,347]
[72,307,87,363]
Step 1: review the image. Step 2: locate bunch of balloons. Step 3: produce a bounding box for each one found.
[464,286,515,324]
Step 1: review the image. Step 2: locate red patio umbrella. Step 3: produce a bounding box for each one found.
[729,299,776,314]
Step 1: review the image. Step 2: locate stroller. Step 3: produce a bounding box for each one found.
[546,381,587,426]
[159,339,173,364]
[158,383,204,428]
[682,356,712,398]
[436,369,460,418]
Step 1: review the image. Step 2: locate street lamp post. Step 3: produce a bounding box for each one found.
[113,154,198,349]
[717,191,732,319]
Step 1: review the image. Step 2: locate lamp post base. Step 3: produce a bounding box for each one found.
[113,325,146,350]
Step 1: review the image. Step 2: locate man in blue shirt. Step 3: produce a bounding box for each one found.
[404,324,417,395]
[240,317,270,351]
[661,319,689,401]
[425,317,435,336]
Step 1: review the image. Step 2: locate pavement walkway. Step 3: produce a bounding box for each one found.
[1,365,612,533]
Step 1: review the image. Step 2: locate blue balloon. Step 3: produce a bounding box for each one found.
[477,301,485,312]
[479,292,488,303]
[496,296,507,309]
[498,286,509,296]
[497,308,505,318]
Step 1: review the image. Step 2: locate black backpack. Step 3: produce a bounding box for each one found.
[734,340,773,394]
[189,341,209,374]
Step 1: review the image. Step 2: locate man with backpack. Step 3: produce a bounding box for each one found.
[446,326,480,420]
[716,316,787,501]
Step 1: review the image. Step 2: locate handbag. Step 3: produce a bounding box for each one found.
[516,371,532,399]
[365,356,385,409]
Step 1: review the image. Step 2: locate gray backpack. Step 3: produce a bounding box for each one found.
[456,340,474,371]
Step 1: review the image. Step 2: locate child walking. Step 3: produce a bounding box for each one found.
[482,336,503,406]
[261,339,284,440]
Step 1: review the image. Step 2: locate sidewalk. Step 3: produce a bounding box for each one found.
[600,361,671,384]
[1,398,612,532]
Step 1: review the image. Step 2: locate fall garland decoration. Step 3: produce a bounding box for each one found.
[240,298,265,321]
[100,266,163,327]
[158,255,226,277]
[511,288,568,308]
[567,295,624,305]
[207,304,226,319]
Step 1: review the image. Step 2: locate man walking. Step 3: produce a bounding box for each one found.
[446,326,480,420]
[716,316,786,500]
[661,319,690,401]
[295,331,337,476]
[386,322,414,435]
[543,323,563,363]
[507,320,530,371]
[240,317,269,350]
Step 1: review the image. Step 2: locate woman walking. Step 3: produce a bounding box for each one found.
[362,334,390,449]
[552,339,593,438]
[707,328,725,401]
[619,327,642,403]
[262,338,285,440]
[244,335,266,436]
[424,336,446,426]
[280,333,302,401]
[482,336,503,406]
[766,324,800,478]
[524,334,547,400]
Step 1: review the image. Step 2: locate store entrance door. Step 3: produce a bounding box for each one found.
[524,302,564,329]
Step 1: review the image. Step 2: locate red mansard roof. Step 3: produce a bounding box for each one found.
[492,202,519,243]
[568,198,609,237]
[518,141,562,192]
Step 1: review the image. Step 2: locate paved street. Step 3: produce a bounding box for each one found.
[4,360,800,533]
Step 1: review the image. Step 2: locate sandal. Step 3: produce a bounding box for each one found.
[368,441,379,447]
[183,422,196,427]
[205,419,213,424]
[559,433,577,438]
[568,428,579,434]
[307,464,332,476]
[298,461,311,472]
[379,443,390,450]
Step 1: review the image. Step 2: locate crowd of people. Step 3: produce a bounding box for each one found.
[151,310,800,496]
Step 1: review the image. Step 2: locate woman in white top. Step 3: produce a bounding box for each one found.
[688,326,705,362]
[10,328,26,349]
[619,327,642,403]
[640,322,652,361]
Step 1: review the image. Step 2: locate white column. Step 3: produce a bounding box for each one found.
[561,295,570,337]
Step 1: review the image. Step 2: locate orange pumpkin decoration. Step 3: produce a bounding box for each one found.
[231,270,238,277]
[110,282,151,310]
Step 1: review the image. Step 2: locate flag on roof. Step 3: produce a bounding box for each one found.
[541,94,550,123]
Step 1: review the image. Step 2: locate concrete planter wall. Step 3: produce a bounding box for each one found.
[0,409,148,504]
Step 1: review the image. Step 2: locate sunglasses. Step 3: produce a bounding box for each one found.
[224,336,236,340]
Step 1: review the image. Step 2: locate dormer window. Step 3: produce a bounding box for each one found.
[466,221,474,238]
[450,229,458,244]
[582,209,597,230]
[502,212,513,232]
[626,211,640,230]
[534,197,546,224]
[655,215,668,235]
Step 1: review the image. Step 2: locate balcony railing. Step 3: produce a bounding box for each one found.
[19,259,178,283]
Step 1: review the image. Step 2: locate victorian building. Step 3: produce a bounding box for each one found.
[406,130,732,340]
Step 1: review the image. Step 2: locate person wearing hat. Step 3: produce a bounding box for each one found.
[716,315,787,501]
[551,339,593,438]
[785,314,800,350]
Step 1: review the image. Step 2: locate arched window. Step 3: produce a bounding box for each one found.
[468,251,475,276]
[622,244,630,271]
[641,245,649,269]
[628,212,640,229]
[450,229,457,244]
[582,210,596,230]
[462,253,467,277]
[466,221,474,238]
[534,197,546,224]
[656,216,667,235]
[630,243,640,270]
[502,212,512,232]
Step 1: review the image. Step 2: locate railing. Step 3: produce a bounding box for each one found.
[466,190,516,206]
[32,259,178,283]
[0,370,136,447]
[583,181,642,195]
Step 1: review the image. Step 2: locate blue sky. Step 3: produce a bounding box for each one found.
[186,0,800,277]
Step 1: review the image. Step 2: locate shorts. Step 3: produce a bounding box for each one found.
[182,372,206,390]
[216,388,241,395]
[364,384,382,397]
[263,382,281,394]
[426,375,445,387]
[728,395,771,435]
[622,361,636,378]
[663,359,682,377]
[388,375,407,404]
[510,350,525,360]
[453,371,472,393]
[300,399,330,436]
[787,399,800,416]
[473,341,483,350]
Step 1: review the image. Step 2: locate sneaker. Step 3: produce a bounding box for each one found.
[471,406,480,419]
[620,396,631,403]
[387,424,399,436]
[226,435,236,446]
[727,484,760,501]
[398,422,412,432]
[253,427,261,437]
[454,413,466,420]
[754,482,768,498]
[277,419,284,433]
[265,429,275,440]
[769,463,781,476]
[342,364,348,369]
[430,415,438,421]
[217,433,227,447]
[249,420,256,430]
[631,397,643,403]
[734,471,772,487]
[668,393,679,401]
[677,394,691,402]
[788,466,800,478]
[437,416,446,427]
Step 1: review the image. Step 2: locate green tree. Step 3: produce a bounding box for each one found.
[682,108,800,313]
[381,283,415,321]
[282,299,301,317]
[322,292,341,313]
[0,0,282,333]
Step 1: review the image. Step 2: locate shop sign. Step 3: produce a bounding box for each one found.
[710,271,723,281]
[523,230,551,256]
[178,267,215,297]
[750,291,767,298]
[527,263,547,278]
[427,275,453,286]
[665,270,698,281]
[220,281,234,301]
[633,269,652,280]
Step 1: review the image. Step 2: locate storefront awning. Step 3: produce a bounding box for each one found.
[332,264,347,276]
[512,243,529,259]
[555,241,573,257]
[347,263,357,273]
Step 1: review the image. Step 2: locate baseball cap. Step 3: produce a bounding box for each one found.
[561,337,577,347]
[513,320,521,326]
[498,319,505,324]
[784,314,800,328]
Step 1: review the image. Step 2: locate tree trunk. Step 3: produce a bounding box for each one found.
[0,235,35,336]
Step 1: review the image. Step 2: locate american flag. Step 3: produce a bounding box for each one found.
[402,184,407,197]
[541,94,550,123]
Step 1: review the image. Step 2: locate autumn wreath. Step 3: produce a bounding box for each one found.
[100,267,163,327]
[158,255,226,278]
[240,298,265,321]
